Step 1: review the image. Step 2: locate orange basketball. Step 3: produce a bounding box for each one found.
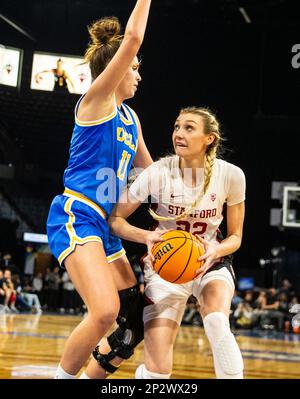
[151,230,205,284]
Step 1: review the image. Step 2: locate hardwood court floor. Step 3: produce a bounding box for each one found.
[0,313,300,379]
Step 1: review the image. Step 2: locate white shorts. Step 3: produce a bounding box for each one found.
[143,259,235,326]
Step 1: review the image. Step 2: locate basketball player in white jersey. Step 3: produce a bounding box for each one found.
[106,106,246,379]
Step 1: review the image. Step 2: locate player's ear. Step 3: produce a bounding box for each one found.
[205,133,215,146]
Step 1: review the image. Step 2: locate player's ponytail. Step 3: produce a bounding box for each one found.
[149,107,224,222]
[84,17,123,81]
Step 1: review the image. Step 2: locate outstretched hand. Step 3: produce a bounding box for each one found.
[193,235,219,279]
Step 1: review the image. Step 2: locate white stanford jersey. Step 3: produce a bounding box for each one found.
[129,155,246,246]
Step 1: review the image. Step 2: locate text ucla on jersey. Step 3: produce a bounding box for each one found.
[46,99,138,266]
[64,99,138,215]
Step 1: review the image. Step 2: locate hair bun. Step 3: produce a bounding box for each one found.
[88,17,121,46]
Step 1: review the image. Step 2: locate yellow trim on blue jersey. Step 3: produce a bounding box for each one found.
[58,236,103,265]
[119,104,134,126]
[63,188,106,219]
[130,107,139,128]
[106,248,126,263]
[58,198,103,265]
[129,108,139,153]
[75,108,118,127]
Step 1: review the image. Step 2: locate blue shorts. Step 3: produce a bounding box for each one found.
[46,193,125,267]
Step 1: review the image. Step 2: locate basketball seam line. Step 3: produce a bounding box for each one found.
[157,236,188,274]
[151,234,195,253]
[172,235,195,283]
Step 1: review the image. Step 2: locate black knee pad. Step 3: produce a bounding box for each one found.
[93,284,144,373]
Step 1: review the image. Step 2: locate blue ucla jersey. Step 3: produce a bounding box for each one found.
[63,98,138,216]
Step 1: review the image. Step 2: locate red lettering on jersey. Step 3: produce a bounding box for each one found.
[200,210,206,218]
[168,205,174,215]
[169,206,217,218]
[174,206,181,215]
[189,208,217,218]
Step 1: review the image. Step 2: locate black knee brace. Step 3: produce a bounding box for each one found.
[93,284,144,373]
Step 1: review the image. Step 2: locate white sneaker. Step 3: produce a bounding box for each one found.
[4,305,12,314]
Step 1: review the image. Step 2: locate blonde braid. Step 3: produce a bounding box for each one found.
[149,107,223,222]
[203,145,217,194]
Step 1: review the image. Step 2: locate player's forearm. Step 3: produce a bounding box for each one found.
[214,234,242,259]
[109,215,149,244]
[125,0,152,43]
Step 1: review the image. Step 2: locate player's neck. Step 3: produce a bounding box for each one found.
[179,156,204,187]
[180,156,205,171]
[115,92,125,108]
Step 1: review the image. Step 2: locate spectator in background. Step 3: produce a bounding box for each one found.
[259,288,284,331]
[1,253,20,275]
[231,290,243,311]
[2,253,12,268]
[21,275,42,314]
[0,270,5,307]
[3,269,18,313]
[233,290,257,329]
[44,266,61,312]
[43,267,51,310]
[233,300,255,329]
[33,272,44,305]
[288,295,300,333]
[11,274,30,312]
[276,292,291,333]
[289,295,300,309]
[60,271,76,314]
[278,279,294,301]
[182,296,202,326]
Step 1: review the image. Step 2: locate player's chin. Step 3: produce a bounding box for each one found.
[174,146,187,155]
[131,86,138,96]
[126,90,136,100]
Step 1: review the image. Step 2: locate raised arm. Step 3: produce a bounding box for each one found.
[78,0,152,119]
[34,69,54,81]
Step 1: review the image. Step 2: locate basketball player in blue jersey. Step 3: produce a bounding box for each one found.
[47,0,153,379]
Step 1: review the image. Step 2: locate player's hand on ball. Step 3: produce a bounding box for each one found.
[194,235,218,279]
[145,230,167,265]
